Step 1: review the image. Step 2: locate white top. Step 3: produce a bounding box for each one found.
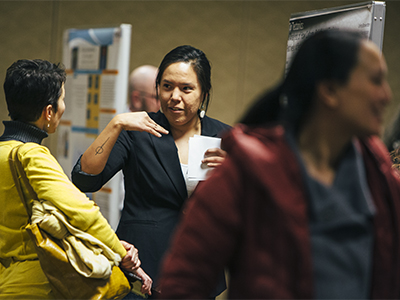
[181,163,199,197]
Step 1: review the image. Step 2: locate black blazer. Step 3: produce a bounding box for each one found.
[72,111,230,290]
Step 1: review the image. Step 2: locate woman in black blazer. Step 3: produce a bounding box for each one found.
[72,45,230,298]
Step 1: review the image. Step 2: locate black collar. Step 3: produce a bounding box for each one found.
[0,120,48,144]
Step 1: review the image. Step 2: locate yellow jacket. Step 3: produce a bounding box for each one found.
[0,141,126,299]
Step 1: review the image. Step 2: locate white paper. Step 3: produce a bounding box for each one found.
[188,135,221,181]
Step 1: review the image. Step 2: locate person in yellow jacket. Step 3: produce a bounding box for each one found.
[0,59,152,299]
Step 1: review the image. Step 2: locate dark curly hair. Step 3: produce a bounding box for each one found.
[4,59,66,122]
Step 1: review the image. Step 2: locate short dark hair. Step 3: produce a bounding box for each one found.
[4,59,66,122]
[156,45,212,112]
[241,29,365,129]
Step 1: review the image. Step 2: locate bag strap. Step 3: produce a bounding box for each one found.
[8,144,38,219]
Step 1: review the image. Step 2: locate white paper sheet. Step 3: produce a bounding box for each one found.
[188,135,221,181]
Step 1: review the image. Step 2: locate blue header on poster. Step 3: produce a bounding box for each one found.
[68,28,115,46]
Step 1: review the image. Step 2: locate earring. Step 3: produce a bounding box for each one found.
[47,123,50,129]
[199,102,205,119]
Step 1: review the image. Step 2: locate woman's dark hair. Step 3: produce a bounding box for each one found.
[241,29,365,129]
[3,59,66,122]
[156,45,212,113]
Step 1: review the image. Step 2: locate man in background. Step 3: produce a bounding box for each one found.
[119,65,160,216]
[128,65,159,112]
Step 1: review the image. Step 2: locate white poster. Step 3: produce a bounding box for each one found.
[58,24,131,229]
[286,1,386,70]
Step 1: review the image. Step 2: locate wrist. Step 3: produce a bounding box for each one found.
[111,115,125,132]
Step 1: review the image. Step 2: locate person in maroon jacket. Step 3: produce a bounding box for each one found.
[157,29,400,299]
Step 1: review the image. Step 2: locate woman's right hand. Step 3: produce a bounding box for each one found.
[81,111,168,174]
[116,112,168,138]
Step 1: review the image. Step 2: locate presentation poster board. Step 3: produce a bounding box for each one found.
[57,24,131,229]
[286,1,386,70]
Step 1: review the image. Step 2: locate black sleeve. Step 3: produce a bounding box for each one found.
[71,130,132,192]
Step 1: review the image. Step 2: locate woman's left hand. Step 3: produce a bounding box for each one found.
[120,240,141,272]
[134,267,153,296]
[202,148,227,168]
